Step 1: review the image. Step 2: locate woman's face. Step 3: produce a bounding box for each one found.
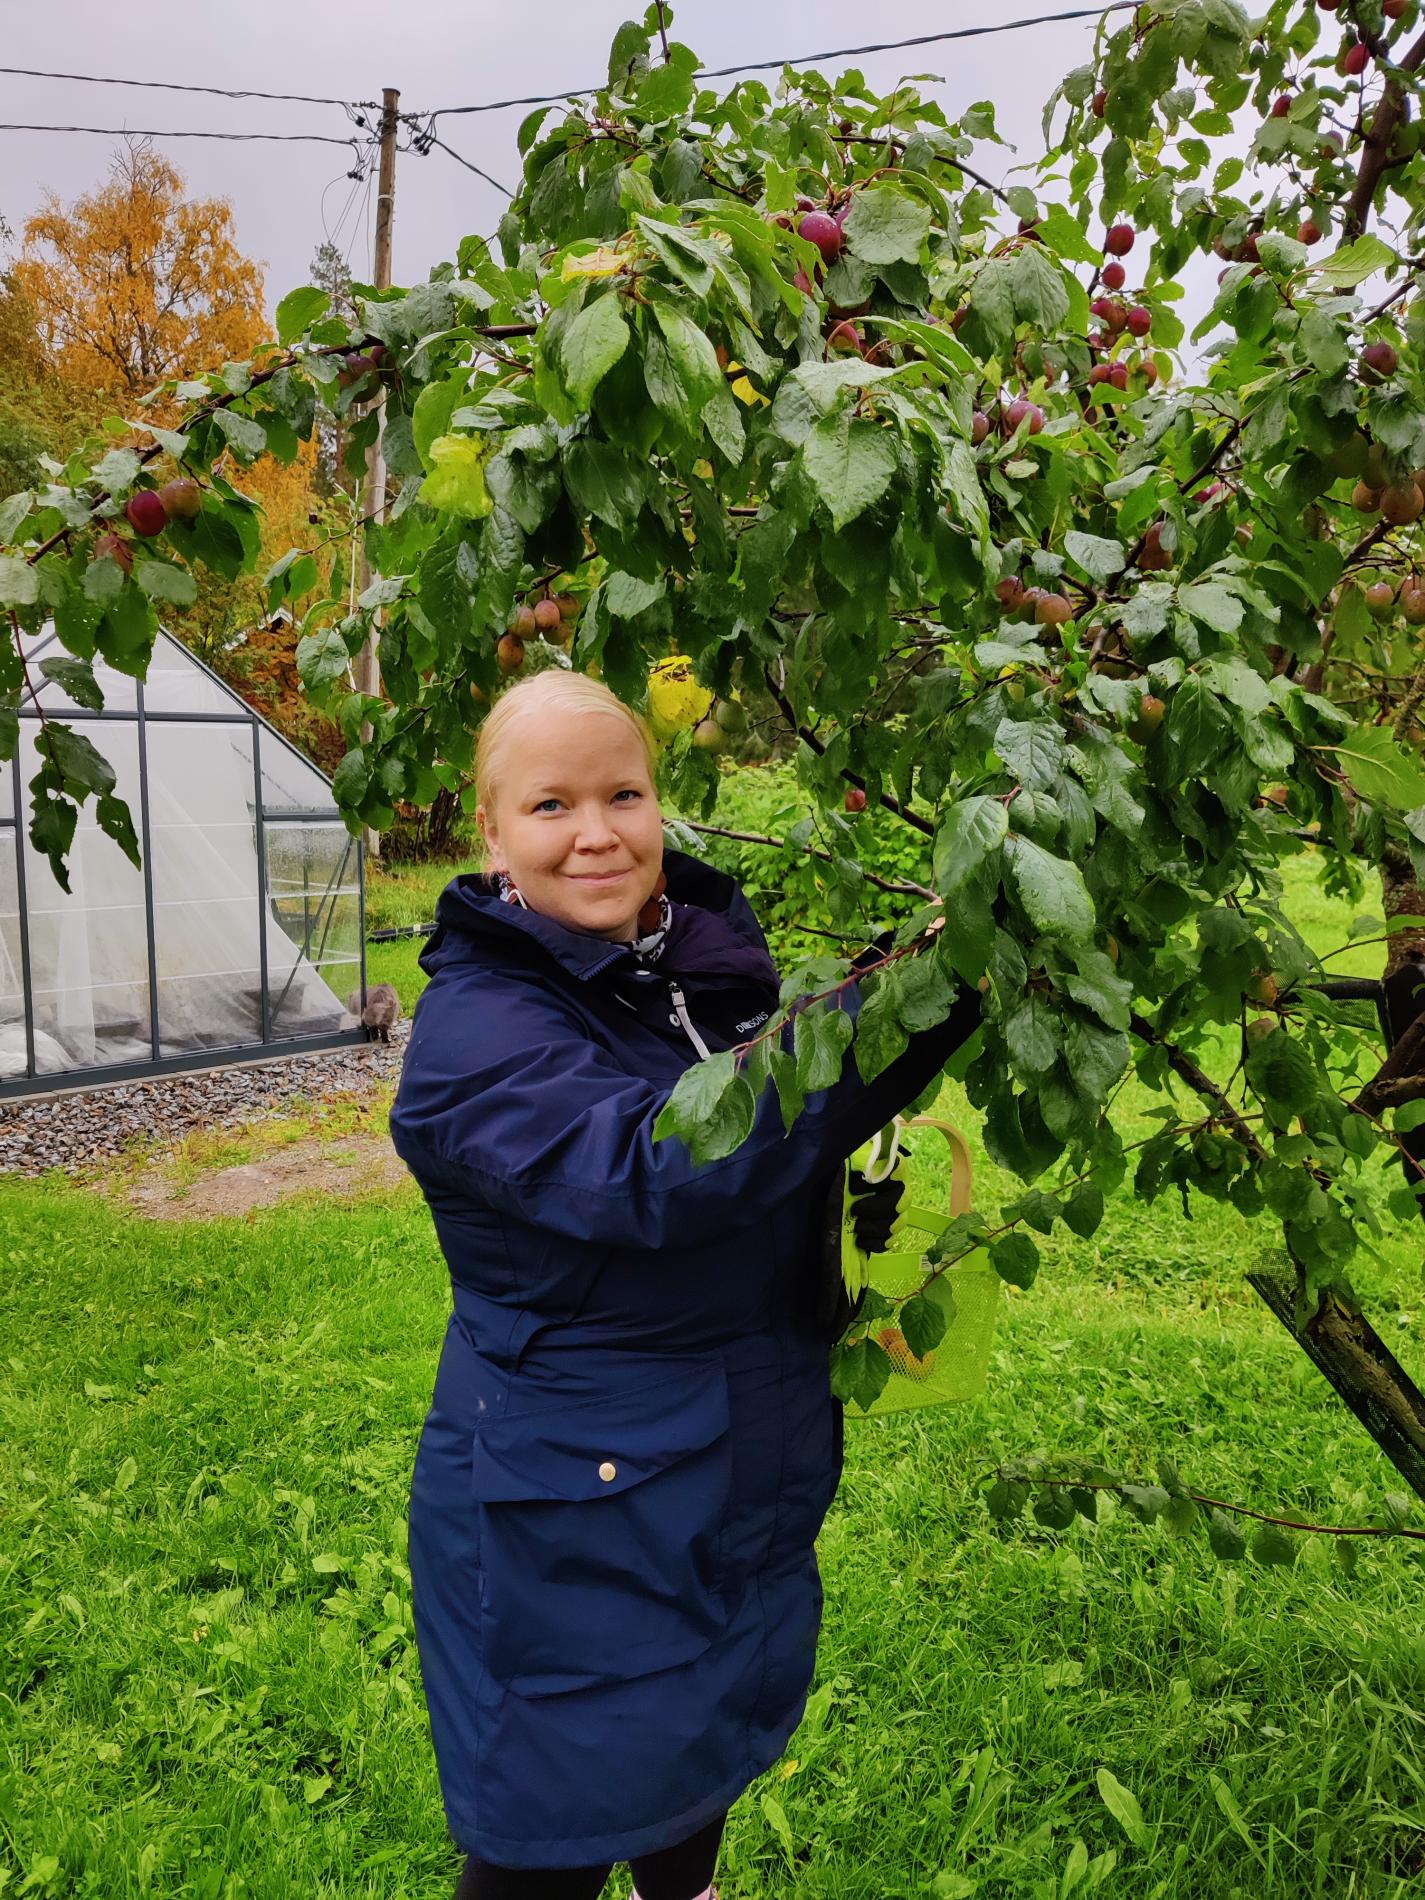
[478,707,664,942]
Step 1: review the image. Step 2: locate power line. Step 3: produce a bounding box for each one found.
[419,131,513,198]
[0,122,368,147]
[0,64,380,111]
[424,3,1134,117]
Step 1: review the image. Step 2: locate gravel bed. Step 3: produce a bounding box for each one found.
[0,1025,409,1177]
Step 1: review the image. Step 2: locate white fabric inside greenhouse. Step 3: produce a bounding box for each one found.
[0,630,363,1084]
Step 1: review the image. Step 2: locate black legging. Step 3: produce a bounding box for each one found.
[453,1810,726,1900]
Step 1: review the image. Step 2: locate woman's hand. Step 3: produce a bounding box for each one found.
[847,1164,907,1254]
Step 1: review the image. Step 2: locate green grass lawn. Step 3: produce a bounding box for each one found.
[4,1121,1425,1897]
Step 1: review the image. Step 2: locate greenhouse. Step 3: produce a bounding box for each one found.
[2,627,366,1095]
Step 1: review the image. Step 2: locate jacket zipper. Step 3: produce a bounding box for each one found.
[667,980,713,1058]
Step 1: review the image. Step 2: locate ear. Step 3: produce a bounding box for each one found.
[476,804,505,873]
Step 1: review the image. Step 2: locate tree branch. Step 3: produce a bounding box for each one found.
[1014,1468,1425,1542]
[1354,1008,1425,1115]
[762,665,936,838]
[1128,1010,1268,1160]
[1344,24,1425,238]
[678,816,935,898]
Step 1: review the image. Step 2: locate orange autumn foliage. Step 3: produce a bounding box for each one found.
[16,137,266,397]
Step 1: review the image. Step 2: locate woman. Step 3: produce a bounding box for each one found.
[389,671,978,1899]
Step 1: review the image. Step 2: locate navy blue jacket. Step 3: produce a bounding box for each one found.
[389,849,975,1867]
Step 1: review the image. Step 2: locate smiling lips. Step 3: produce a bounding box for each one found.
[570,869,630,883]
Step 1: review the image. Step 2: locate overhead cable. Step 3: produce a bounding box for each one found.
[424,3,1134,117]
[417,128,514,198]
[0,64,379,111]
[0,122,369,148]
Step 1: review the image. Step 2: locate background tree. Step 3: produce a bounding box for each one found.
[16,138,266,397]
[5,3,1425,1510]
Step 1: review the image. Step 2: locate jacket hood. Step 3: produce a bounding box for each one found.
[421,847,779,988]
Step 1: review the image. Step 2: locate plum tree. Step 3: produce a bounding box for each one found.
[6,3,1425,1482]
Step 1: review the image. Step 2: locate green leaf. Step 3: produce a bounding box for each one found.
[1005,837,1095,942]
[1298,306,1351,378]
[854,980,910,1083]
[41,722,116,796]
[1033,1484,1077,1530]
[558,292,631,409]
[94,447,140,492]
[1062,1183,1105,1238]
[1317,233,1396,288]
[296,628,352,693]
[0,490,33,542]
[0,554,39,607]
[1064,530,1126,585]
[990,1230,1040,1289]
[275,285,331,344]
[1333,724,1425,812]
[793,1004,853,1092]
[842,186,932,265]
[413,375,469,468]
[831,1335,891,1411]
[211,409,268,460]
[96,791,139,867]
[1252,1524,1295,1566]
[422,434,494,520]
[38,657,103,711]
[801,406,896,531]
[1178,581,1243,635]
[653,1048,757,1164]
[1012,241,1070,330]
[31,791,78,892]
[1096,1769,1150,1849]
[1207,1508,1248,1560]
[933,796,1008,891]
[134,558,197,608]
[899,1290,949,1359]
[995,719,1064,792]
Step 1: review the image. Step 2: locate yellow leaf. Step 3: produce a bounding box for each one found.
[647,655,713,740]
[422,434,493,520]
[731,374,769,408]
[562,246,629,282]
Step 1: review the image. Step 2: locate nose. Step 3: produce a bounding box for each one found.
[572,805,622,853]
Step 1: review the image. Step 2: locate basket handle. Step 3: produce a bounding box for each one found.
[904,1115,974,1217]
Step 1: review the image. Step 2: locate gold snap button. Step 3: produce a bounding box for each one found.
[598,1461,617,1483]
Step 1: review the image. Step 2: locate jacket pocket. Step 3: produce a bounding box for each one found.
[469,1357,732,1698]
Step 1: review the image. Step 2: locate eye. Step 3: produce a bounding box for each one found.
[613,789,643,803]
[533,798,563,814]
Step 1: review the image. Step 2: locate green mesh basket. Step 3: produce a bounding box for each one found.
[841,1116,1001,1418]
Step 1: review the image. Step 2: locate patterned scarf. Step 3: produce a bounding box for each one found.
[496,868,671,961]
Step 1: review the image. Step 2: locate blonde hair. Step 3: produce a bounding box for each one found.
[474,670,660,857]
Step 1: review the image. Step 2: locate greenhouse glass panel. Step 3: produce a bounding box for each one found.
[146,722,264,1057]
[258,725,340,813]
[0,829,26,1080]
[263,822,363,1040]
[138,637,238,717]
[19,724,151,1073]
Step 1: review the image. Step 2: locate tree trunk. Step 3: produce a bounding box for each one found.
[1381,850,1425,1219]
[1247,1270,1425,1502]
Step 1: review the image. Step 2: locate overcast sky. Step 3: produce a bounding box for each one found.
[1,1,1105,307]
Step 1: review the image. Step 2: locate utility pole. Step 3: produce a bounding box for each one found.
[356,85,399,860]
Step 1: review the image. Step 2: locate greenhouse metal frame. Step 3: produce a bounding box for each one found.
[3,627,367,1098]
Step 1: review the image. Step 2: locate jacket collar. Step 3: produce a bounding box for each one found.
[425,847,779,987]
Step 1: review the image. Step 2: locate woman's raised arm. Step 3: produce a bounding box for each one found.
[389,966,979,1253]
